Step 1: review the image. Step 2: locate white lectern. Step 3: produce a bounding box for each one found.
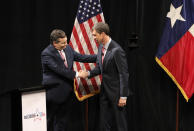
[21,87,47,131]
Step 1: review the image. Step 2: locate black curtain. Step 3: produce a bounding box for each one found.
[0,0,193,131]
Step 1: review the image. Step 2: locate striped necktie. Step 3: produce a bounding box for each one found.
[102,46,105,64]
[59,50,68,68]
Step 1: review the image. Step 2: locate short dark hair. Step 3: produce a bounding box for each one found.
[92,22,110,35]
[50,29,66,44]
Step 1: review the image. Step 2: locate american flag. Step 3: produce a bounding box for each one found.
[69,0,105,101]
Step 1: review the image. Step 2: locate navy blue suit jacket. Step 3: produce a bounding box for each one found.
[89,40,129,103]
[41,44,96,104]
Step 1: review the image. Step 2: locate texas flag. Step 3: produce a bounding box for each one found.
[155,0,194,102]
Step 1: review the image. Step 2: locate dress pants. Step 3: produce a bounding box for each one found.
[99,93,128,131]
[46,90,84,131]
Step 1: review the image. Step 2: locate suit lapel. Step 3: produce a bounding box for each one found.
[49,44,62,61]
[55,51,62,61]
[64,47,71,68]
[98,44,103,70]
[102,42,113,68]
[50,44,69,68]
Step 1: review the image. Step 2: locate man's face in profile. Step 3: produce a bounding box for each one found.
[92,29,103,44]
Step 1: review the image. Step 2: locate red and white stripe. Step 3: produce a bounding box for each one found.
[69,13,105,100]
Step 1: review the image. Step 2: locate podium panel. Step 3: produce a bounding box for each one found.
[21,89,47,131]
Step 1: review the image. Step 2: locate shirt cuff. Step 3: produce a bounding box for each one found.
[120,97,127,100]
[87,71,90,77]
[76,72,79,78]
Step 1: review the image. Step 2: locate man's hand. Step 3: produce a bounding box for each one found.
[118,97,127,107]
[78,70,89,78]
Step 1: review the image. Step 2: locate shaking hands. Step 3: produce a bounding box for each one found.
[78,70,89,79]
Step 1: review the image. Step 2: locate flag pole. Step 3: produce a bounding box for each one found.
[176,89,179,131]
[85,99,88,131]
[136,0,139,32]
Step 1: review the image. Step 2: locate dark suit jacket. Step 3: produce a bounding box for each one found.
[89,40,129,103]
[41,44,96,104]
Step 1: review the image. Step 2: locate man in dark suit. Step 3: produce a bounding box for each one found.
[81,22,129,131]
[41,29,96,131]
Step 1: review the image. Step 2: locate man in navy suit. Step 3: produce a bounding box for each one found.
[41,29,96,131]
[81,22,129,131]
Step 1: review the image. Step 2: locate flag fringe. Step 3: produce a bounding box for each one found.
[73,79,100,101]
[155,57,189,102]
